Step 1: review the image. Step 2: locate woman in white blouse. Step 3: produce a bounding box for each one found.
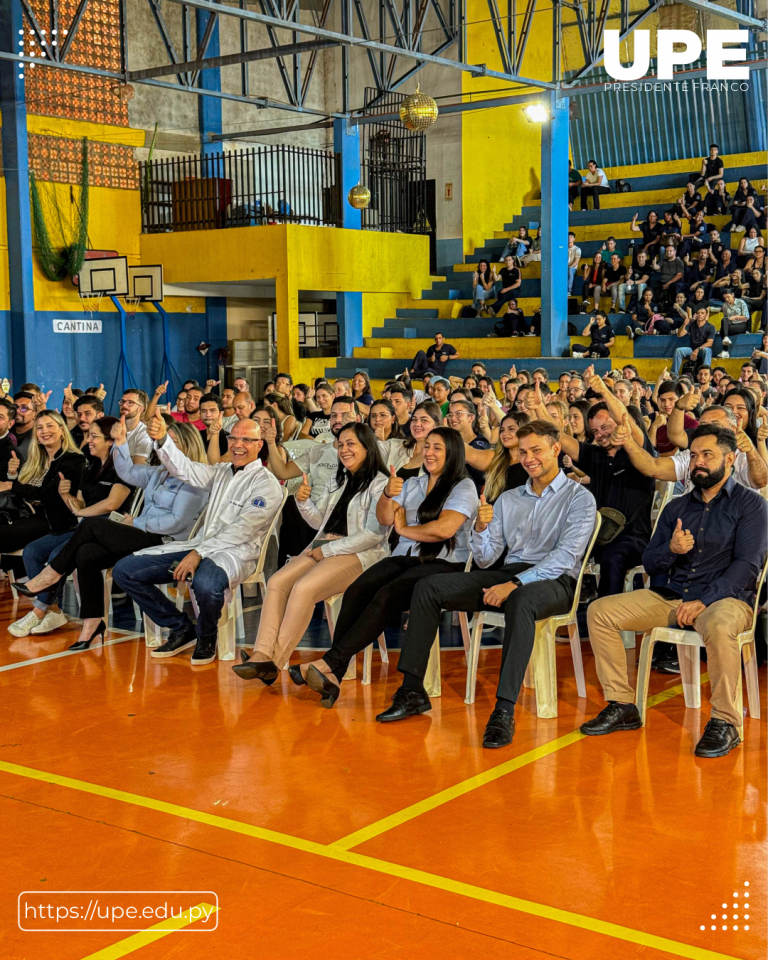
[233,423,390,684]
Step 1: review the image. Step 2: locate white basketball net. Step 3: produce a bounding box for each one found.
[80,293,104,320]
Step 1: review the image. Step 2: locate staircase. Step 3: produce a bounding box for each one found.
[326,152,767,388]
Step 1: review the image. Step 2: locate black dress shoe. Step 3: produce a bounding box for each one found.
[580,701,642,736]
[482,708,515,748]
[305,663,340,708]
[232,651,279,684]
[287,664,306,686]
[375,686,431,723]
[654,657,681,675]
[150,624,197,659]
[694,718,741,758]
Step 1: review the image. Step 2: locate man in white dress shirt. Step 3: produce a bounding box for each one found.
[113,411,282,665]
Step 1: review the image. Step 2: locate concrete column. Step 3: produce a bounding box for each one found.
[333,118,363,356]
[275,273,300,375]
[539,91,570,359]
[0,0,33,385]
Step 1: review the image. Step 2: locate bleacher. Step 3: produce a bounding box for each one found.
[326,152,766,390]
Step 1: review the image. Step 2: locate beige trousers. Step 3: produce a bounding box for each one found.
[254,552,363,668]
[587,591,753,728]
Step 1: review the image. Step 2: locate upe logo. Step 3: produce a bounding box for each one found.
[605,30,749,80]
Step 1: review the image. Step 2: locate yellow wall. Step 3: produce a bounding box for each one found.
[142,224,434,378]
[461,3,554,255]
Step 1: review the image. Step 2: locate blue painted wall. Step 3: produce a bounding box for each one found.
[1,309,213,414]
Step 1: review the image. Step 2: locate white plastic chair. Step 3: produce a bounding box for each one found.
[188,491,288,661]
[635,557,767,738]
[324,593,389,684]
[419,552,474,699]
[464,514,602,717]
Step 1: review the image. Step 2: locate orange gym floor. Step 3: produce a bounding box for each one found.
[0,581,765,960]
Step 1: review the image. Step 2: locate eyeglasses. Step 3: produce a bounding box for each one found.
[227,436,260,445]
[119,399,139,407]
[14,405,32,413]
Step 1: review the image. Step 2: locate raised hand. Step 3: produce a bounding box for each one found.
[95,383,107,402]
[385,464,403,499]
[735,429,754,454]
[296,473,312,502]
[63,381,75,404]
[670,517,695,555]
[111,414,128,445]
[57,471,72,497]
[509,364,517,378]
[262,417,277,446]
[33,389,52,410]
[154,380,169,398]
[475,493,493,532]
[7,450,19,478]
[611,410,631,446]
[587,373,605,394]
[206,379,221,390]
[147,407,167,442]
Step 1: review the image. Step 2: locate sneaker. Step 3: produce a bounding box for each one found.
[718,350,730,359]
[721,336,732,346]
[694,718,741,757]
[30,610,68,634]
[625,325,634,340]
[524,330,536,336]
[191,633,218,665]
[733,225,746,233]
[8,610,43,638]
[634,328,645,337]
[150,623,197,659]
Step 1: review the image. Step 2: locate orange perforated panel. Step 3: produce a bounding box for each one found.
[30,133,139,190]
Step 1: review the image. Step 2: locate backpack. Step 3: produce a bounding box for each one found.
[615,179,632,193]
[460,305,478,319]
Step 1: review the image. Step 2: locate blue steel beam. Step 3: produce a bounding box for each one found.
[539,91,570,359]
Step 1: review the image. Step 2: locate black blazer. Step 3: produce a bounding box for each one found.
[11,449,88,534]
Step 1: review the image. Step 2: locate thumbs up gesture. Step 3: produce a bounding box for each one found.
[111,414,128,446]
[7,450,19,478]
[296,472,312,502]
[670,517,695,554]
[95,383,107,402]
[385,463,403,499]
[611,410,631,446]
[147,406,167,442]
[262,417,277,446]
[57,471,72,497]
[476,493,494,532]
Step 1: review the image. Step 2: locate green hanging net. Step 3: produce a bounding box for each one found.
[30,136,90,282]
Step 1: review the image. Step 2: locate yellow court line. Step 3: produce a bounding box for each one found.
[0,675,736,960]
[331,676,702,852]
[79,903,219,960]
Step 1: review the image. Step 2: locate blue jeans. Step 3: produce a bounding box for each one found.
[23,531,75,611]
[672,345,712,374]
[112,550,230,638]
[568,266,576,294]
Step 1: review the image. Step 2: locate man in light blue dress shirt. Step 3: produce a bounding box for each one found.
[377,420,597,748]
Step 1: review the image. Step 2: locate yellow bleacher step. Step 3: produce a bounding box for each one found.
[364,337,546,359]
[353,346,395,359]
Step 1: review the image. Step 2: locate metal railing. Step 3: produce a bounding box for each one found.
[139,144,341,233]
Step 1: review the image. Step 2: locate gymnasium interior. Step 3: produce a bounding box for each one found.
[1,0,767,958]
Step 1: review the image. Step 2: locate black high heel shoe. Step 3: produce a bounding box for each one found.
[69,619,106,651]
[305,663,340,709]
[15,575,63,599]
[232,649,279,684]
[287,664,306,686]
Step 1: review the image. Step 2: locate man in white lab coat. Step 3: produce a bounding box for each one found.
[113,412,283,664]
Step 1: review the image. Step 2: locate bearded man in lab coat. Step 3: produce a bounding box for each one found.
[113,411,283,665]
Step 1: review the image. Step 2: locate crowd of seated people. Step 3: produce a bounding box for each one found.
[2,354,766,760]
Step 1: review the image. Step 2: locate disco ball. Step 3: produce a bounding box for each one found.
[348,184,371,209]
[399,85,438,131]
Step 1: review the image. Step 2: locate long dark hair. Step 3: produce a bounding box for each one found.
[416,426,468,563]
[403,399,442,451]
[369,398,403,439]
[724,386,758,443]
[568,400,593,442]
[334,422,387,493]
[477,259,492,283]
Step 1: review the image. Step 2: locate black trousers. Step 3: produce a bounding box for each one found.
[721,316,749,338]
[576,342,610,358]
[0,515,55,554]
[322,555,463,679]
[398,563,575,704]
[49,517,163,618]
[580,184,610,209]
[491,289,520,314]
[278,495,315,567]
[593,532,647,598]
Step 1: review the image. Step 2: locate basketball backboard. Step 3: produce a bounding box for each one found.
[128,264,164,302]
[77,256,129,297]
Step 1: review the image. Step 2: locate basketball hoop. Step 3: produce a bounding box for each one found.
[122,296,142,319]
[80,292,104,320]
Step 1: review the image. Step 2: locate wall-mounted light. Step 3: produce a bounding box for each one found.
[523,103,549,123]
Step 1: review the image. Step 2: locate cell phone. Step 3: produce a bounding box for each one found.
[168,560,193,582]
[109,511,126,523]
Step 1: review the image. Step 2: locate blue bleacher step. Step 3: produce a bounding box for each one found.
[395,308,439,319]
[330,357,613,381]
